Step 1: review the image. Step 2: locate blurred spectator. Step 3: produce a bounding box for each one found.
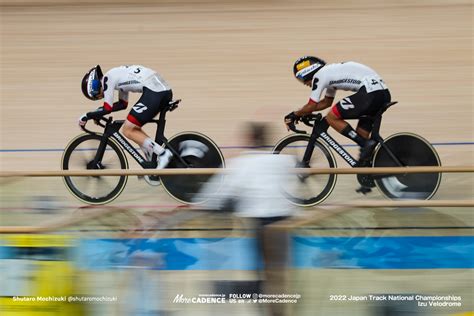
[195,122,297,316]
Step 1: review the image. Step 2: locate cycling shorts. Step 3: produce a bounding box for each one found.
[127,87,173,127]
[332,86,391,120]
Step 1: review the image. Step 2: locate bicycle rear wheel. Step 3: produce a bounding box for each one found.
[273,134,337,206]
[160,132,225,204]
[62,134,128,204]
[373,132,441,200]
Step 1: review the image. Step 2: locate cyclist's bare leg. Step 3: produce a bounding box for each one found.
[356,117,373,140]
[122,120,150,146]
[325,111,347,133]
[122,120,171,168]
[356,127,370,139]
[122,121,155,161]
[326,111,367,146]
[123,120,165,155]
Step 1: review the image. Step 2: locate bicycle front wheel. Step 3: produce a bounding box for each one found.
[62,134,128,204]
[160,132,225,204]
[373,132,441,200]
[273,134,337,206]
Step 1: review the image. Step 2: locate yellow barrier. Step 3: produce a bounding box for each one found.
[0,234,82,316]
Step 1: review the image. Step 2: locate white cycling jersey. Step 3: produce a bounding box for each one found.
[310,61,388,102]
[102,65,171,109]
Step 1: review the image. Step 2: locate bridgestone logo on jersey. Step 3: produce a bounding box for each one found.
[118,80,140,87]
[329,79,361,85]
[113,132,144,163]
[320,132,357,166]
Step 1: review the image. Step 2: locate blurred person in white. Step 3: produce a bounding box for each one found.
[285,56,391,165]
[79,64,173,169]
[195,122,297,316]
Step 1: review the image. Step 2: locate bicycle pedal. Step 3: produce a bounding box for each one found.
[357,174,375,188]
[355,159,371,168]
[356,186,372,195]
[143,175,162,186]
[297,173,309,182]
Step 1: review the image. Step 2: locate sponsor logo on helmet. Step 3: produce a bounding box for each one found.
[296,60,311,71]
[296,63,321,80]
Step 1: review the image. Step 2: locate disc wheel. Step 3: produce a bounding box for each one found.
[160,132,225,204]
[373,133,441,200]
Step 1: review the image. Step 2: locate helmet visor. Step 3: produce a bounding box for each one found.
[295,72,306,83]
[87,70,101,99]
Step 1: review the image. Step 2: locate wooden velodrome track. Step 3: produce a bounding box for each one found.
[1,0,473,168]
[1,0,473,315]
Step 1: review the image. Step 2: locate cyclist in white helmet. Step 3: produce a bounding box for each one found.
[79,64,173,169]
[284,56,391,164]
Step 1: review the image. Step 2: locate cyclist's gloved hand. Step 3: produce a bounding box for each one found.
[78,113,88,128]
[79,106,110,129]
[284,111,300,131]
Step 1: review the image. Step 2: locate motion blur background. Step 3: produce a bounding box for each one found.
[0,0,473,315]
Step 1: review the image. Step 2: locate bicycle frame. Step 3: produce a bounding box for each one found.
[302,121,357,167]
[86,105,190,170]
[301,104,404,169]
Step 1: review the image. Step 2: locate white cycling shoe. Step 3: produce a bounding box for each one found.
[156,149,173,169]
[142,149,172,186]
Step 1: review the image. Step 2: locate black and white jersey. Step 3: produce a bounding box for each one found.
[102,65,170,110]
[310,62,388,102]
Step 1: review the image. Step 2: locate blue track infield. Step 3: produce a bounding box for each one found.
[2,235,471,270]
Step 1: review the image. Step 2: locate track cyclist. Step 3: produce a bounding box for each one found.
[284,56,392,165]
[79,64,173,169]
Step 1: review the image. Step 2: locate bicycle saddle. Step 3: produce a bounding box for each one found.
[168,99,182,112]
[379,101,398,115]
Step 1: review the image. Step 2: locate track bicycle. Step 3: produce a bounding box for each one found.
[273,101,441,206]
[62,100,225,205]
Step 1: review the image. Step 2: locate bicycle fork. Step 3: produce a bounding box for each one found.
[87,122,123,170]
[88,137,109,170]
[297,120,329,181]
